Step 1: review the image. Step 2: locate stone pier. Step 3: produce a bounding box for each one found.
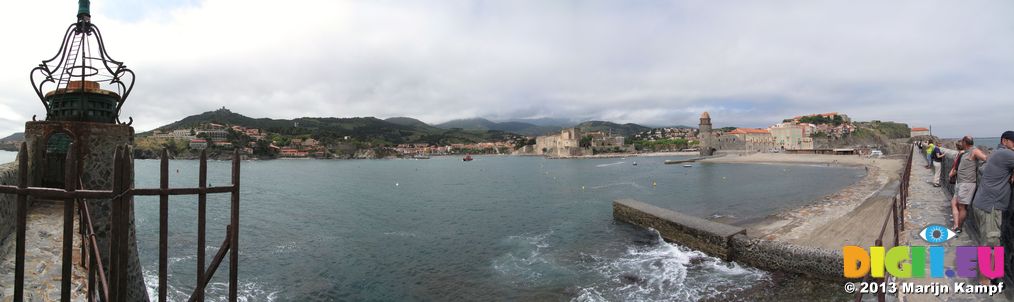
[613,198,846,280]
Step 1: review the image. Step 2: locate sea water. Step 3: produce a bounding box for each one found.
[120,156,863,301]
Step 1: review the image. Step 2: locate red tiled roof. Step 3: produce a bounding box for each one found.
[729,128,770,134]
[911,127,930,131]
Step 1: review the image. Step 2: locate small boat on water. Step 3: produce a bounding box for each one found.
[683,164,693,168]
[413,154,431,159]
[632,161,637,166]
[463,155,474,162]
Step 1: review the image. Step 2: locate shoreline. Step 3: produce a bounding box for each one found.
[702,152,904,249]
[129,151,701,161]
[546,151,698,159]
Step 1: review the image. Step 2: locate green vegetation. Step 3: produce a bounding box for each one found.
[140,108,516,147]
[631,138,690,152]
[134,108,524,159]
[574,121,651,138]
[856,121,910,139]
[798,114,845,126]
[579,135,593,148]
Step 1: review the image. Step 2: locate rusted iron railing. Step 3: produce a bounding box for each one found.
[854,144,914,302]
[0,142,241,302]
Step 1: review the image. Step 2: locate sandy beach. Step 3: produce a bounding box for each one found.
[547,151,699,159]
[704,152,905,249]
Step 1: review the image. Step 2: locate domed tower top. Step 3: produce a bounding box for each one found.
[699,111,712,125]
[30,0,135,124]
[701,111,710,119]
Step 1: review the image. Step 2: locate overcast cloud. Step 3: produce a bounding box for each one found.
[1,0,1012,138]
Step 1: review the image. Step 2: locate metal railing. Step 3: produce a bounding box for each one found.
[854,144,914,302]
[0,142,241,302]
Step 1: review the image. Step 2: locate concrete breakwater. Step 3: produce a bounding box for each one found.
[613,198,845,280]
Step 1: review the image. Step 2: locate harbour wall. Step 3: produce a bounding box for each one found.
[613,198,845,280]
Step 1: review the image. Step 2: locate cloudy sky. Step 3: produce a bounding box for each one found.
[1,0,1012,138]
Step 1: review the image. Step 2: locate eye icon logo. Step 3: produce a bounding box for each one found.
[919,224,956,244]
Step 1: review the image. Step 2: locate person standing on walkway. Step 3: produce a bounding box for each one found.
[926,141,936,169]
[970,131,1014,285]
[930,143,945,187]
[948,136,986,233]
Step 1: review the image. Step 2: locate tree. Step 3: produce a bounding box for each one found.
[580,135,593,148]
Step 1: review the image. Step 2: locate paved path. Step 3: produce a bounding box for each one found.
[900,148,1008,302]
[0,200,87,302]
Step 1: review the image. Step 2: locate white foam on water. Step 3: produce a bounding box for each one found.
[144,269,280,302]
[382,231,418,238]
[573,229,768,302]
[491,230,557,285]
[595,161,626,168]
[588,182,643,190]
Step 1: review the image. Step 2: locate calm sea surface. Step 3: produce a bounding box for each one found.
[124,155,863,301]
[0,150,16,165]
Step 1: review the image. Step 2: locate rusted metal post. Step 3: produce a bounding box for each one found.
[120,146,134,302]
[197,149,208,302]
[88,250,95,302]
[14,142,28,301]
[188,225,232,302]
[81,197,109,301]
[80,188,87,269]
[109,146,123,302]
[62,143,78,302]
[229,148,240,301]
[159,148,170,302]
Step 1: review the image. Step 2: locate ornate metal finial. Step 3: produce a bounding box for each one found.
[29,0,135,123]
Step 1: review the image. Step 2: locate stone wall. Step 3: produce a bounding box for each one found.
[0,161,22,261]
[613,199,845,280]
[613,199,745,259]
[24,121,149,302]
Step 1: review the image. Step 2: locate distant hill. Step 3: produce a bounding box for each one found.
[573,121,652,138]
[1,132,24,142]
[505,117,574,127]
[142,108,517,145]
[384,117,432,128]
[435,118,560,136]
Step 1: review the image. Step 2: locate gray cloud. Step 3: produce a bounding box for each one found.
[1,0,1012,138]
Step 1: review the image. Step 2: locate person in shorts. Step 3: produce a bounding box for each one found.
[948,136,986,233]
[971,131,1014,285]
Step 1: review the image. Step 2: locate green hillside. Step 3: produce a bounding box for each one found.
[435,118,560,136]
[573,121,651,138]
[141,108,516,146]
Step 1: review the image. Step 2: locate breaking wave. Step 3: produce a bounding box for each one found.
[595,161,626,167]
[572,229,768,302]
[144,269,279,302]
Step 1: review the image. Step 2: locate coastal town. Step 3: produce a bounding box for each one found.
[0,110,919,160]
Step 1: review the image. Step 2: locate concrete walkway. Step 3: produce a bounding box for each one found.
[899,148,1007,302]
[0,200,87,302]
